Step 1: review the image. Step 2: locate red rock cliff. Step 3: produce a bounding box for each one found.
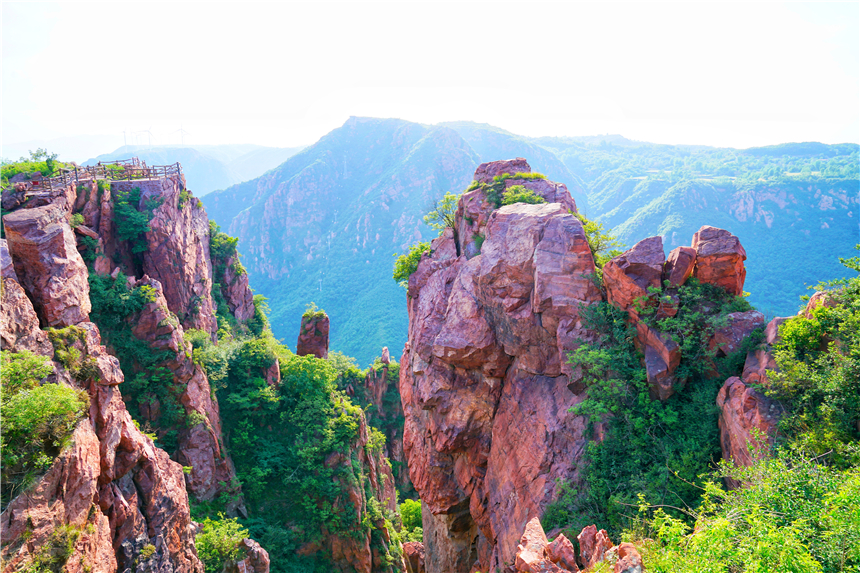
[400,160,602,572]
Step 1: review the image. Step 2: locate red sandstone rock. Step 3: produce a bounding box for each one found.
[297,312,330,358]
[217,251,255,322]
[741,347,778,386]
[403,541,426,573]
[614,543,643,573]
[603,236,665,316]
[635,322,682,401]
[401,164,602,573]
[474,158,532,184]
[765,316,789,346]
[716,377,782,489]
[114,176,218,337]
[225,538,271,573]
[3,203,91,327]
[663,246,696,288]
[692,226,747,295]
[546,534,579,572]
[708,310,765,357]
[1,240,53,356]
[577,525,613,571]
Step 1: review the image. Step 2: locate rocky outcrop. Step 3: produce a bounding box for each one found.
[692,226,747,296]
[217,252,255,322]
[602,227,750,401]
[716,376,782,489]
[401,163,602,572]
[119,177,219,337]
[511,518,643,573]
[1,241,53,357]
[3,203,91,327]
[297,311,330,358]
[300,413,404,573]
[128,276,243,512]
[403,542,426,573]
[456,159,578,259]
[0,319,203,572]
[225,538,270,573]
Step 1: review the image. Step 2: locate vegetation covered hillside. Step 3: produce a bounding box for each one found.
[204,118,858,365]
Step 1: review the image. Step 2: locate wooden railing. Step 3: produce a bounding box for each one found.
[17,158,182,192]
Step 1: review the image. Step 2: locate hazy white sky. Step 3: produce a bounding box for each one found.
[3,1,859,159]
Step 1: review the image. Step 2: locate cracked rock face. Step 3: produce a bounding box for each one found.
[401,162,601,573]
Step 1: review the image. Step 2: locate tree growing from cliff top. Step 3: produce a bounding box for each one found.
[573,212,624,269]
[393,242,432,289]
[423,192,459,234]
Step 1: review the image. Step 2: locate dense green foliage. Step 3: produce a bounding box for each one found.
[0,351,88,508]
[501,185,546,206]
[398,498,423,543]
[0,149,69,189]
[545,278,759,537]
[393,242,432,288]
[302,301,327,321]
[196,514,249,573]
[113,186,160,257]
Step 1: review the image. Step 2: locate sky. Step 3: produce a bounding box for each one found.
[3,2,859,161]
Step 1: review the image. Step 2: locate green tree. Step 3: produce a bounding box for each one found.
[572,212,624,269]
[392,242,432,288]
[423,192,459,234]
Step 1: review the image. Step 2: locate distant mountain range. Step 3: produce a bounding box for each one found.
[205,117,859,365]
[84,144,305,196]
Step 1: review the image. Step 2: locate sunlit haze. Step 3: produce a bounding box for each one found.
[3,2,859,161]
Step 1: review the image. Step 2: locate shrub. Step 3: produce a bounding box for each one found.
[113,186,159,255]
[399,498,422,531]
[70,213,84,228]
[501,185,546,206]
[572,211,624,269]
[302,302,327,321]
[1,351,88,507]
[195,513,249,573]
[392,242,432,288]
[422,192,459,235]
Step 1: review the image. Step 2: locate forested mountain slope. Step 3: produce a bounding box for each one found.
[205,117,859,364]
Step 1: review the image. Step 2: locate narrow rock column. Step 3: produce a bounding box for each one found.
[297,310,330,358]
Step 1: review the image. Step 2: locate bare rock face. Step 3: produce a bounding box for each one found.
[3,203,91,327]
[692,226,747,296]
[708,310,766,357]
[1,241,53,356]
[218,252,255,322]
[225,538,270,573]
[297,312,330,358]
[403,541,426,573]
[603,236,665,316]
[112,177,218,337]
[663,246,696,288]
[401,164,602,572]
[129,277,243,511]
[716,377,782,489]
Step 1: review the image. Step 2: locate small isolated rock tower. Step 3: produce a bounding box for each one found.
[297,306,329,358]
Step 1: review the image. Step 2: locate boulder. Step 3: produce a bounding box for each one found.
[663,246,696,288]
[403,541,426,573]
[708,310,765,357]
[474,157,532,184]
[614,543,644,573]
[603,236,665,316]
[3,203,91,327]
[577,525,613,571]
[224,538,270,573]
[635,322,682,401]
[692,226,747,296]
